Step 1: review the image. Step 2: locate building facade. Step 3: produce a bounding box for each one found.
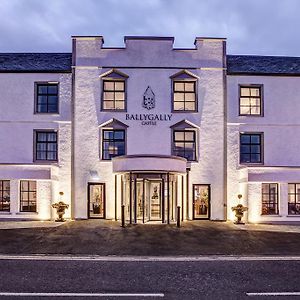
[227,55,300,223]
[0,36,299,223]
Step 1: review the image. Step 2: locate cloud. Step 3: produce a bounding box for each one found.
[0,0,299,56]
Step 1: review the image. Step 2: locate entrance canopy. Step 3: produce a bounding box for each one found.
[112,155,187,174]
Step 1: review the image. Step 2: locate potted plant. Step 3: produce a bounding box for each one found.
[52,192,69,222]
[231,194,248,224]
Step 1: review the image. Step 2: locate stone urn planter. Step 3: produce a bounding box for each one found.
[231,194,248,224]
[231,204,248,224]
[52,192,69,222]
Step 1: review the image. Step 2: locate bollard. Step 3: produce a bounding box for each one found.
[121,204,125,228]
[177,206,181,228]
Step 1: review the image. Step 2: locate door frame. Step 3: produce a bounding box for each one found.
[87,182,106,219]
[192,184,211,220]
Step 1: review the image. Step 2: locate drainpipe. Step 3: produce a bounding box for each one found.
[70,38,76,220]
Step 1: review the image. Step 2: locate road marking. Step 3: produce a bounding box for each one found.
[0,255,300,262]
[0,292,164,297]
[247,292,300,296]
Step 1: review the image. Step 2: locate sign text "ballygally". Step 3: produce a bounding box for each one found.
[125,113,172,125]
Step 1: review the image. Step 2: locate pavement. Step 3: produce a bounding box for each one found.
[0,220,300,256]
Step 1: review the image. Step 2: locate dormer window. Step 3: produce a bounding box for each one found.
[100,69,128,111]
[171,70,198,112]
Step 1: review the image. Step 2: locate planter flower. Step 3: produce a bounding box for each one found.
[231,194,248,224]
[231,204,248,224]
[52,192,69,222]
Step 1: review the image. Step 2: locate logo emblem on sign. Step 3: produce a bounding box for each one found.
[143,86,155,110]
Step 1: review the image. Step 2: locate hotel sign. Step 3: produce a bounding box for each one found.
[125,113,172,125]
[124,86,172,125]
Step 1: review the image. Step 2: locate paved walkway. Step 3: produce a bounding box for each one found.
[0,220,65,230]
[0,220,299,256]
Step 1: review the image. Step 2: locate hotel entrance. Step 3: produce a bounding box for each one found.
[112,154,187,225]
[122,173,178,224]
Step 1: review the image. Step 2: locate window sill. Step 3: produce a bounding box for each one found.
[172,110,198,113]
[239,114,263,117]
[33,160,58,164]
[34,113,60,115]
[287,215,300,217]
[260,214,282,217]
[0,212,12,215]
[100,109,127,113]
[16,212,38,215]
[240,163,264,167]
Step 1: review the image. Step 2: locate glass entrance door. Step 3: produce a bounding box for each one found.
[121,173,178,224]
[193,184,210,219]
[149,181,161,220]
[88,183,105,218]
[136,180,144,220]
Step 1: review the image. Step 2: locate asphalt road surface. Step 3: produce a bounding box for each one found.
[0,256,299,299]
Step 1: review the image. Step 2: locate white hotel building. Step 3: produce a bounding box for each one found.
[0,36,300,224]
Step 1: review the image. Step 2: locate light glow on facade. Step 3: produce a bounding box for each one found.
[0,36,299,224]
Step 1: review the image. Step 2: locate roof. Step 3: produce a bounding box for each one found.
[227,55,300,76]
[0,53,72,72]
[1,52,300,75]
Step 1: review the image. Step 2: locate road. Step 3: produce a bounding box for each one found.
[0,256,299,299]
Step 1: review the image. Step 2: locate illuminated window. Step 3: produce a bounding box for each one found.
[171,70,198,112]
[20,181,37,212]
[102,129,125,160]
[35,131,58,161]
[101,70,128,111]
[173,130,196,161]
[240,133,262,164]
[173,81,196,111]
[0,180,10,212]
[239,85,262,116]
[262,183,278,215]
[36,83,59,113]
[288,184,300,215]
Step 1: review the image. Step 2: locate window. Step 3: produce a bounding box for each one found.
[35,131,58,161]
[288,184,300,215]
[239,85,262,116]
[173,81,196,111]
[262,183,279,215]
[36,83,59,113]
[173,130,196,161]
[20,181,37,212]
[240,133,262,164]
[102,80,126,110]
[102,130,125,160]
[0,180,10,211]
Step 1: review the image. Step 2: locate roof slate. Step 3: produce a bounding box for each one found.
[1,52,300,75]
[227,55,300,75]
[0,53,72,72]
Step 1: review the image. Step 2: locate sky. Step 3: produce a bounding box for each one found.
[0,0,300,56]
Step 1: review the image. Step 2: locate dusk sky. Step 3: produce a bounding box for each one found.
[1,0,299,56]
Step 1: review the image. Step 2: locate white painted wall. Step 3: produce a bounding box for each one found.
[227,75,300,222]
[0,73,72,220]
[73,37,226,220]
